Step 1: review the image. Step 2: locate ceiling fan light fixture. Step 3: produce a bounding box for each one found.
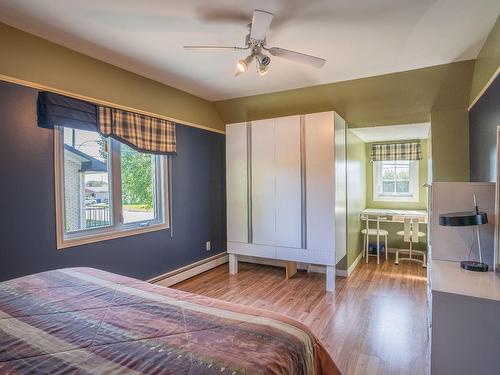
[236,54,254,73]
[186,9,326,77]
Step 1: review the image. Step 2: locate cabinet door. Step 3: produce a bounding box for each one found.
[251,119,276,246]
[305,112,335,260]
[275,115,302,248]
[226,122,248,243]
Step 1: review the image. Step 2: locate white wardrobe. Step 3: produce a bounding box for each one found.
[226,111,347,291]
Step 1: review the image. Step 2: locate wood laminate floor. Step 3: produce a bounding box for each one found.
[172,255,429,375]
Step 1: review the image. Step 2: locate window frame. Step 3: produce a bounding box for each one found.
[373,159,419,203]
[54,127,170,249]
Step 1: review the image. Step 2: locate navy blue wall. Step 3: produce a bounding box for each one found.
[0,80,226,282]
[469,75,500,182]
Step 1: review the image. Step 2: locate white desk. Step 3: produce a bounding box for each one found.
[361,208,428,223]
[432,259,500,301]
[430,260,500,374]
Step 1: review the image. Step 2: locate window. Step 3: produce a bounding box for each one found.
[373,160,419,202]
[55,127,169,248]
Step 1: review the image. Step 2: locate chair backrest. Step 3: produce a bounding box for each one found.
[403,217,420,243]
[360,214,388,233]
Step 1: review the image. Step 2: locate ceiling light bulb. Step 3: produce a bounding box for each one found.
[236,54,254,73]
[236,60,248,73]
[258,65,269,76]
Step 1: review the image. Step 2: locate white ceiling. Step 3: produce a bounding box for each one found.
[350,123,431,143]
[0,0,499,101]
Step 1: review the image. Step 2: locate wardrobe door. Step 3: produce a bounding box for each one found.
[305,112,335,263]
[251,119,276,246]
[275,115,302,248]
[226,122,248,243]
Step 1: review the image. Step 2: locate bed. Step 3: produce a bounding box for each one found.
[0,267,339,374]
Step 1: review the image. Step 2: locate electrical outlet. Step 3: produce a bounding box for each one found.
[205,241,211,251]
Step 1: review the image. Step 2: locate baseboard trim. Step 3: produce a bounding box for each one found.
[148,252,228,286]
[347,250,364,276]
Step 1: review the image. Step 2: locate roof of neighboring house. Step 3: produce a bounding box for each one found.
[85,186,109,193]
[64,144,107,172]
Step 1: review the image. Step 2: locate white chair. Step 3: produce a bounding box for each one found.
[395,217,427,267]
[361,214,388,264]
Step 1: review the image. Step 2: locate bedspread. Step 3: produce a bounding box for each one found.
[0,267,339,374]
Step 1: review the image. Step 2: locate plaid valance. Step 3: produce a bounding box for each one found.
[37,92,176,155]
[98,107,176,155]
[371,142,422,161]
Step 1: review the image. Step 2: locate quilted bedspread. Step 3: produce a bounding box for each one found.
[0,267,339,374]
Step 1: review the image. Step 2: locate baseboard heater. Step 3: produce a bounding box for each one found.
[148,252,228,286]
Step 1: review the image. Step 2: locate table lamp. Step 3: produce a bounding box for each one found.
[439,195,488,272]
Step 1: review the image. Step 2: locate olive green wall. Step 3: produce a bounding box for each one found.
[0,23,224,132]
[342,130,367,270]
[215,61,474,127]
[215,60,474,182]
[470,16,500,105]
[366,140,428,210]
[430,109,470,181]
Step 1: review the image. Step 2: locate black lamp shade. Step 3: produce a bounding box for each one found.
[439,211,488,226]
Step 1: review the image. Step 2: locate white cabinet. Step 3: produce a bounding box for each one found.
[226,112,347,291]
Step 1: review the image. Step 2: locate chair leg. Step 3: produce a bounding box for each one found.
[385,235,388,261]
[366,233,369,263]
[422,249,427,268]
[376,241,380,265]
[362,234,366,258]
[395,248,399,265]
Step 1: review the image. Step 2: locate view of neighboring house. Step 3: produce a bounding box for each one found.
[63,144,111,232]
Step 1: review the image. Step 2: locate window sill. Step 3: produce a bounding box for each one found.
[57,222,169,250]
[373,196,419,203]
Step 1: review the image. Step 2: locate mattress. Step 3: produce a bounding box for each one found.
[0,267,339,374]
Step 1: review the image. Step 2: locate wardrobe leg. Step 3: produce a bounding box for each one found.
[326,266,335,292]
[229,254,238,275]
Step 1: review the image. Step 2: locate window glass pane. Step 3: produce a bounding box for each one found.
[381,165,395,179]
[396,167,409,180]
[62,128,112,232]
[396,181,410,193]
[121,144,157,224]
[383,181,395,193]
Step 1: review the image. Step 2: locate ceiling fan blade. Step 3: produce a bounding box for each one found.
[195,7,250,24]
[184,46,247,50]
[250,10,274,41]
[268,47,325,68]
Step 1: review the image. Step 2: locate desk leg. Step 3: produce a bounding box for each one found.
[229,254,238,275]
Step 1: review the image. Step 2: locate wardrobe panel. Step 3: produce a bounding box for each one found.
[251,119,276,246]
[305,112,335,258]
[334,113,347,263]
[227,242,276,258]
[275,115,302,248]
[226,123,248,243]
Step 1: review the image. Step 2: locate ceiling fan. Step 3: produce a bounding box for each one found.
[184,9,326,76]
